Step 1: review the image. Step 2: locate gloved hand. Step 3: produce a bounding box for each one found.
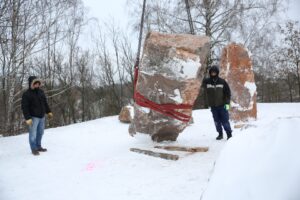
[26,119,33,126]
[224,104,230,111]
[47,112,53,119]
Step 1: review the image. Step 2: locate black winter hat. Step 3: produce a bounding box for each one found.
[209,65,220,76]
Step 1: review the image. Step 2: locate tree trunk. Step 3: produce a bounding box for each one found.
[287,73,293,102]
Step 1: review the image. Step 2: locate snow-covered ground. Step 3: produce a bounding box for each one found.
[202,103,300,200]
[0,103,299,200]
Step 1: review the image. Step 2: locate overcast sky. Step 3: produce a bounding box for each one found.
[83,0,299,29]
[81,0,299,51]
[84,0,130,30]
[286,0,300,20]
[80,0,299,51]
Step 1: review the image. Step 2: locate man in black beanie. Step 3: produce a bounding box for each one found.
[21,76,53,155]
[202,65,232,140]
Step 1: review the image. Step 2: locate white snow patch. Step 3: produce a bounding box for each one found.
[140,56,201,80]
[173,57,201,79]
[126,105,134,119]
[231,100,254,111]
[230,101,242,109]
[224,48,230,77]
[153,119,169,123]
[225,62,230,77]
[244,46,253,59]
[140,106,150,113]
[169,89,183,103]
[244,81,257,97]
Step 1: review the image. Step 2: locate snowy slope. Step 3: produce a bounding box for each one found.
[0,103,299,200]
[202,103,300,200]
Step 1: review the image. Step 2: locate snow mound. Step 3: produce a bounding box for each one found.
[202,115,300,200]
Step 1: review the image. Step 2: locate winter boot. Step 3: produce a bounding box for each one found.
[37,147,47,152]
[226,131,232,140]
[32,150,40,156]
[216,132,223,140]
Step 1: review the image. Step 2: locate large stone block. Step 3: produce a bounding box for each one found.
[220,43,257,122]
[119,105,134,123]
[129,32,210,142]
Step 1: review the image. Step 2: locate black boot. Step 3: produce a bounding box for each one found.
[37,147,47,152]
[216,132,223,140]
[227,131,232,140]
[32,150,40,156]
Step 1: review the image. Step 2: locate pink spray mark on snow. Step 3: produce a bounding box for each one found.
[82,160,104,172]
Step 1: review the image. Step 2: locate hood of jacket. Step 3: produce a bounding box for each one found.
[28,76,42,89]
[209,65,220,78]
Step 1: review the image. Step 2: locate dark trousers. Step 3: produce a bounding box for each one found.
[211,106,232,135]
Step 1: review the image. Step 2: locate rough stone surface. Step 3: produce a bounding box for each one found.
[188,116,194,125]
[129,32,210,142]
[220,43,257,122]
[119,106,134,123]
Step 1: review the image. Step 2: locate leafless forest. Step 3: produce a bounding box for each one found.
[1,0,299,135]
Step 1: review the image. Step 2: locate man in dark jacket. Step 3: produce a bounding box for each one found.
[202,65,232,140]
[21,76,53,155]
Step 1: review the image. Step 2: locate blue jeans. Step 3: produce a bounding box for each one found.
[29,117,45,151]
[211,106,232,134]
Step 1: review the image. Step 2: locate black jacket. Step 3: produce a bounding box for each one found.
[202,77,231,107]
[21,77,51,120]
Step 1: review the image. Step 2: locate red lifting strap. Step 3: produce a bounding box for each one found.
[134,67,193,123]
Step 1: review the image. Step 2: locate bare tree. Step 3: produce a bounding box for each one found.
[279,21,300,98]
[0,0,87,135]
[128,0,285,66]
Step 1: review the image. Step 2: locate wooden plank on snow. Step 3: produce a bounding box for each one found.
[130,148,179,161]
[154,145,209,153]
